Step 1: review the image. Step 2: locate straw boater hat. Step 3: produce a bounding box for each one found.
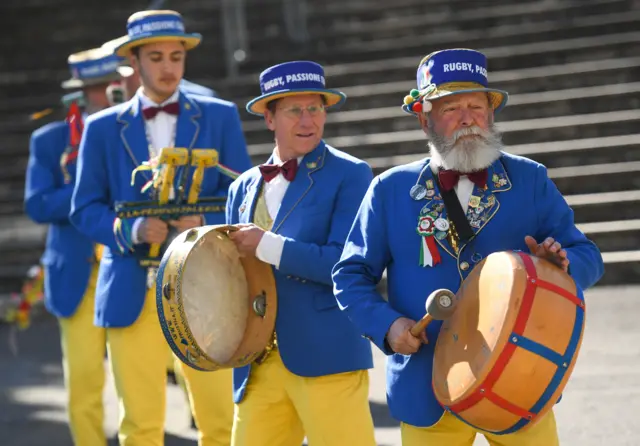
[402,48,509,116]
[113,10,201,58]
[61,47,132,90]
[246,60,346,116]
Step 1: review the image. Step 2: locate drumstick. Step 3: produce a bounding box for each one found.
[410,288,458,338]
[410,313,434,337]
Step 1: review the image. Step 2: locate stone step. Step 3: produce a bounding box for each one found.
[247,109,640,159]
[569,190,640,223]
[243,6,640,62]
[363,134,640,174]
[0,201,27,218]
[577,253,640,285]
[230,28,640,80]
[240,82,640,143]
[8,55,639,128]
[211,29,640,94]
[550,162,640,195]
[306,0,632,42]
[229,56,640,116]
[579,219,640,252]
[6,21,640,102]
[0,0,619,78]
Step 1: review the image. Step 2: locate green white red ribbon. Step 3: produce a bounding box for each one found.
[417,216,441,267]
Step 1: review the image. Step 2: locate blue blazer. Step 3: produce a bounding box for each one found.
[226,141,374,403]
[24,120,94,318]
[332,153,605,428]
[70,91,252,328]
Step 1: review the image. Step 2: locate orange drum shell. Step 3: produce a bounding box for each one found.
[433,251,585,434]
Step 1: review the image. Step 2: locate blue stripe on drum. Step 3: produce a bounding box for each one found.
[450,285,586,436]
[508,334,566,367]
[155,243,209,372]
[497,285,586,435]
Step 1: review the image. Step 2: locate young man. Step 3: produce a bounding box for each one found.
[70,10,252,446]
[226,60,377,446]
[24,47,130,446]
[332,48,605,446]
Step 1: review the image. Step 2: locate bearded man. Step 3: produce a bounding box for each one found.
[331,48,604,446]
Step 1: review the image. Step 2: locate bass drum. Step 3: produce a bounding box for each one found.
[156,225,277,371]
[433,251,585,434]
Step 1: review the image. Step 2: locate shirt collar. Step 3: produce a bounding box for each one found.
[429,144,445,174]
[137,87,180,109]
[272,149,303,165]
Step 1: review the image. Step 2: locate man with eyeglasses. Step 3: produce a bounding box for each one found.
[225,60,378,446]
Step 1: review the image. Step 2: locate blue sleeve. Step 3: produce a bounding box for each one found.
[533,164,604,289]
[70,118,135,255]
[332,175,406,355]
[203,104,253,225]
[278,161,373,286]
[225,179,241,225]
[24,128,74,224]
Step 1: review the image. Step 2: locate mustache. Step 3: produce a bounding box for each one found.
[450,126,492,143]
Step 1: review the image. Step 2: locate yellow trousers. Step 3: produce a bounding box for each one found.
[401,410,559,446]
[231,349,376,446]
[58,265,107,446]
[107,286,234,446]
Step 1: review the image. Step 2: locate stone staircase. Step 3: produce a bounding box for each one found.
[0,0,638,297]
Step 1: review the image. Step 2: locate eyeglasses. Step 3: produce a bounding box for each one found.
[278,104,326,119]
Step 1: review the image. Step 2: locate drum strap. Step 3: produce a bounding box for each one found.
[433,171,475,242]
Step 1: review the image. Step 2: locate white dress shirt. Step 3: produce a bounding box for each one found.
[429,151,474,214]
[132,88,181,244]
[255,151,303,269]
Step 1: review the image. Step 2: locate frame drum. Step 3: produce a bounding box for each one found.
[156,225,277,371]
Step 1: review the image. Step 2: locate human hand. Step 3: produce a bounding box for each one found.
[524,235,570,272]
[168,215,203,234]
[386,317,428,355]
[228,224,266,257]
[139,218,169,244]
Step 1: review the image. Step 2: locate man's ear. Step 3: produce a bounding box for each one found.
[264,110,276,131]
[417,112,430,137]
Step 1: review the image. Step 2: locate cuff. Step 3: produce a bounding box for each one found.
[255,231,285,269]
[131,217,145,245]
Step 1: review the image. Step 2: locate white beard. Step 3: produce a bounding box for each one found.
[428,124,504,172]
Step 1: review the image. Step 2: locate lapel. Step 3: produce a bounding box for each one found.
[459,156,512,250]
[238,171,263,224]
[412,156,513,259]
[271,142,327,233]
[174,92,201,151]
[117,97,151,182]
[173,92,202,197]
[117,92,202,196]
[415,162,457,260]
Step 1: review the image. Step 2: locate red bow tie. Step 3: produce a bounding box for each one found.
[142,102,180,120]
[259,158,298,182]
[438,168,488,192]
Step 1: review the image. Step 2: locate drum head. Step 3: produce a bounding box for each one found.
[157,225,277,371]
[182,229,249,364]
[433,252,521,404]
[433,251,583,433]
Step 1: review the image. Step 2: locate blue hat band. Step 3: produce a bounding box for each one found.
[69,55,120,79]
[262,72,326,94]
[127,14,185,38]
[417,49,489,90]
